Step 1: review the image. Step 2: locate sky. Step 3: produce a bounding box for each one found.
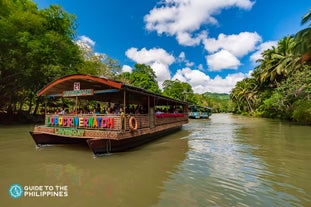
[34,0,311,94]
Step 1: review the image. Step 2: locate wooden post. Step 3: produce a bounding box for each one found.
[148,96,150,128]
[75,96,78,114]
[123,89,126,131]
[44,97,47,115]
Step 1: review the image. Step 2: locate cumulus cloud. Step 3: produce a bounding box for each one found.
[206,50,241,71]
[200,32,262,71]
[75,35,105,61]
[125,47,175,65]
[250,41,277,63]
[125,47,175,83]
[178,52,186,60]
[122,65,132,73]
[143,1,261,72]
[177,52,194,67]
[144,0,254,45]
[172,67,247,93]
[176,31,208,46]
[203,32,262,57]
[76,35,96,47]
[173,67,210,85]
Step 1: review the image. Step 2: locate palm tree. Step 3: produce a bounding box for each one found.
[295,9,311,63]
[257,36,299,86]
[230,78,258,113]
[301,9,311,25]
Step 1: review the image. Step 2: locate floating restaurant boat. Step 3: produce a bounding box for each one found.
[30,74,188,155]
[188,105,212,119]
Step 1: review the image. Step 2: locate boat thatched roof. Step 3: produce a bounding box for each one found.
[37,74,187,106]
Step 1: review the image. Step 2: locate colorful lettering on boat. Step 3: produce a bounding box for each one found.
[46,116,114,129]
[54,128,85,136]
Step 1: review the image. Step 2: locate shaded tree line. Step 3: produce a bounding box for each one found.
[230,9,311,124]
[0,0,230,123]
[0,0,120,122]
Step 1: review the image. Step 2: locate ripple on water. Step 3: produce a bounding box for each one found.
[161,114,311,207]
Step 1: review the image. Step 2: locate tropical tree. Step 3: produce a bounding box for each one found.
[256,36,299,86]
[129,64,161,94]
[295,9,311,63]
[162,79,193,101]
[76,40,121,78]
[230,78,258,113]
[0,1,83,116]
[115,71,131,84]
[230,9,311,122]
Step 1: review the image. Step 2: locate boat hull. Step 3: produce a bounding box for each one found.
[87,126,182,155]
[29,125,182,155]
[29,131,88,146]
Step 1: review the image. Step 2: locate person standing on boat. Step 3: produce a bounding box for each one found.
[60,106,65,114]
[120,108,125,130]
[96,103,101,114]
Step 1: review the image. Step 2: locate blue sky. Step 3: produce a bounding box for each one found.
[34,0,311,94]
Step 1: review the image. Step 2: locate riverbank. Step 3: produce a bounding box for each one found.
[0,112,44,125]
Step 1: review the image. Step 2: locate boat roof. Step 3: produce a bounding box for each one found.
[37,74,187,105]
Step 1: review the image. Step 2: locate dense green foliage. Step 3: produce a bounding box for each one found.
[162,79,193,101]
[230,10,311,124]
[129,64,161,94]
[117,71,231,112]
[116,64,161,94]
[3,1,308,125]
[0,0,120,122]
[0,0,233,124]
[202,92,233,113]
[0,0,82,115]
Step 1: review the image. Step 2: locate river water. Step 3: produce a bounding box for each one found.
[1,113,310,207]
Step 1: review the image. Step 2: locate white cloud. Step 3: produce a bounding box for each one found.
[197,64,204,70]
[206,50,241,71]
[173,67,210,85]
[203,32,262,57]
[77,35,96,47]
[176,31,207,46]
[172,67,248,93]
[125,47,175,65]
[178,51,186,60]
[122,65,132,73]
[203,32,262,71]
[250,41,277,63]
[177,51,194,67]
[144,0,254,45]
[125,47,175,83]
[75,35,104,61]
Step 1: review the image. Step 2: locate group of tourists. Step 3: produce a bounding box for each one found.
[51,102,185,116]
[52,103,148,115]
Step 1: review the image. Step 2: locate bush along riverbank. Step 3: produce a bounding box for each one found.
[0,112,44,125]
[230,10,311,125]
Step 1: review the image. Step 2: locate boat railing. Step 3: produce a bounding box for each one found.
[44,112,187,132]
[155,113,188,125]
[44,113,150,131]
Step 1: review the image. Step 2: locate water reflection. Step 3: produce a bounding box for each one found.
[156,115,311,207]
[1,114,311,207]
[1,126,189,207]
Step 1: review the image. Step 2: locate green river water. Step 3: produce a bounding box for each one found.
[1,113,310,207]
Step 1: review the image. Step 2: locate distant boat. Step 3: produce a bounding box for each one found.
[188,105,212,119]
[30,74,188,156]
